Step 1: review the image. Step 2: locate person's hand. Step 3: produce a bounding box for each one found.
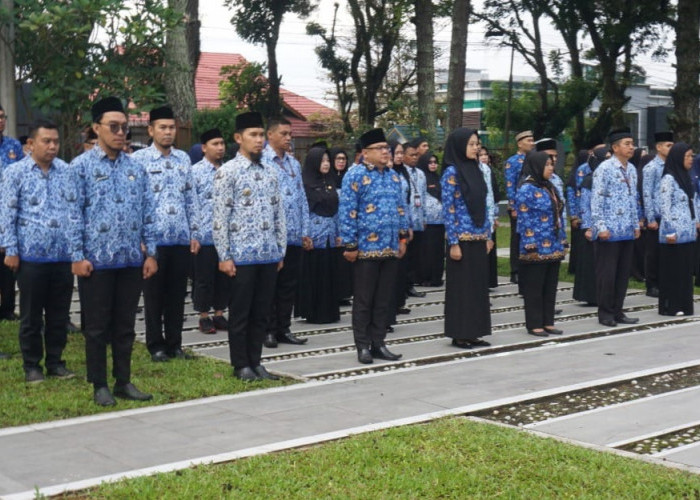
[666,233,677,244]
[277,260,284,271]
[494,219,500,228]
[398,240,407,258]
[336,237,342,247]
[344,250,358,262]
[449,244,462,261]
[510,209,517,220]
[143,256,158,279]
[571,219,580,229]
[72,260,93,278]
[408,229,414,242]
[302,236,314,251]
[585,229,593,241]
[4,255,19,272]
[647,221,658,230]
[190,239,201,255]
[219,260,236,277]
[634,228,641,240]
[486,240,494,254]
[599,230,611,241]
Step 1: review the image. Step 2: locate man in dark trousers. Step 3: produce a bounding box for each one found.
[213,112,286,381]
[590,127,643,327]
[71,96,158,406]
[339,128,409,364]
[0,120,78,382]
[132,105,201,362]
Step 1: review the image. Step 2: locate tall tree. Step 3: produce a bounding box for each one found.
[670,0,700,150]
[446,0,470,133]
[225,0,316,117]
[413,0,436,139]
[164,0,200,124]
[0,0,15,136]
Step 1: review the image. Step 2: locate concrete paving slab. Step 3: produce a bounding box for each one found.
[657,442,700,468]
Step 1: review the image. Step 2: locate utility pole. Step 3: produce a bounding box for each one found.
[0,0,17,136]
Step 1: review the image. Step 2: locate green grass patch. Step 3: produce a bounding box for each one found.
[64,417,700,499]
[0,321,291,428]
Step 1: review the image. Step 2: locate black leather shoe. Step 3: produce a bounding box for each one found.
[527,329,548,337]
[357,348,373,364]
[397,307,411,315]
[646,287,659,298]
[554,309,563,315]
[407,286,426,298]
[233,366,261,381]
[212,315,228,331]
[469,338,491,347]
[386,325,395,333]
[168,348,194,360]
[25,367,45,383]
[264,333,278,348]
[599,319,617,327]
[510,273,518,284]
[277,331,308,345]
[544,327,563,335]
[114,382,153,401]
[151,350,170,362]
[253,365,279,380]
[47,365,75,379]
[94,386,116,406]
[370,345,402,361]
[451,339,472,349]
[616,315,639,324]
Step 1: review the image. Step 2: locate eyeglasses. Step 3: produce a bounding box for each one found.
[366,145,390,151]
[100,122,129,135]
[0,114,6,120]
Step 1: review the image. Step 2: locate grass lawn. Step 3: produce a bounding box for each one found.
[64,417,700,499]
[0,322,291,428]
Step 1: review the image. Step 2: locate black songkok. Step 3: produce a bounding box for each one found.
[359,128,387,149]
[150,105,174,122]
[535,138,557,152]
[200,128,223,144]
[91,96,125,123]
[654,131,674,144]
[235,112,264,132]
[607,127,633,145]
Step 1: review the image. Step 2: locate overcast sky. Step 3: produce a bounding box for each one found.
[199,1,677,107]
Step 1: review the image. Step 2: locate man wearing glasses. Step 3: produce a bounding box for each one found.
[71,96,159,406]
[0,104,24,332]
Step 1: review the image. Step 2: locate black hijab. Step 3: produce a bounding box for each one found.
[302,147,339,217]
[442,128,487,227]
[567,149,589,189]
[417,151,441,202]
[663,142,695,219]
[580,146,609,190]
[390,140,411,203]
[329,147,348,187]
[521,151,563,229]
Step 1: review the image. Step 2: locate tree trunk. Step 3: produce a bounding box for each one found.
[266,30,282,117]
[446,0,470,133]
[0,0,17,137]
[414,0,436,139]
[672,0,700,150]
[164,0,198,124]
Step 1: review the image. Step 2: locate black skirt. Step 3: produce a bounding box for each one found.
[334,247,353,300]
[444,240,491,340]
[298,247,341,324]
[659,242,695,316]
[573,230,596,305]
[488,227,498,288]
[420,224,446,286]
[568,225,584,275]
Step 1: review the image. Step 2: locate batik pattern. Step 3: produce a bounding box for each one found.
[440,163,495,245]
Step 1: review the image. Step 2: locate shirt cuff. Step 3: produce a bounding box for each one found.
[4,246,18,257]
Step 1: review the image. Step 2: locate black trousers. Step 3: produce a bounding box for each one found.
[268,245,302,336]
[144,245,189,354]
[509,216,520,278]
[352,258,399,350]
[193,245,230,313]
[659,243,695,316]
[406,230,423,285]
[421,224,445,286]
[16,261,73,371]
[0,250,16,319]
[80,267,142,388]
[594,239,633,322]
[520,261,560,330]
[390,252,409,325]
[228,263,277,370]
[644,228,659,290]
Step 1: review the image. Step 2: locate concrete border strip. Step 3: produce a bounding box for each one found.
[607,418,700,449]
[653,439,700,458]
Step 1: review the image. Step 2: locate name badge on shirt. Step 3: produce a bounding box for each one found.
[95,175,109,182]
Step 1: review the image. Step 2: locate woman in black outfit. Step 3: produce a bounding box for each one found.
[417,152,445,286]
[330,147,353,305]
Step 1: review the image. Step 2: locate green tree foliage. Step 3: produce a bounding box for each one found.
[218,61,279,115]
[192,107,238,146]
[225,0,316,118]
[1,0,179,159]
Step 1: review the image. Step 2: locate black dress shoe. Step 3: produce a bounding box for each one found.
[599,319,617,327]
[357,348,373,364]
[527,329,548,337]
[212,315,228,331]
[151,350,170,362]
[407,286,426,298]
[370,345,402,361]
[510,273,518,284]
[168,348,194,360]
[253,365,279,380]
[94,386,116,406]
[646,287,659,298]
[386,325,395,333]
[554,309,563,315]
[451,339,472,348]
[544,327,563,335]
[114,382,153,401]
[264,333,278,348]
[616,315,639,324]
[277,331,308,345]
[339,298,352,306]
[233,366,261,381]
[47,365,75,379]
[469,338,491,347]
[25,367,45,383]
[397,307,411,315]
